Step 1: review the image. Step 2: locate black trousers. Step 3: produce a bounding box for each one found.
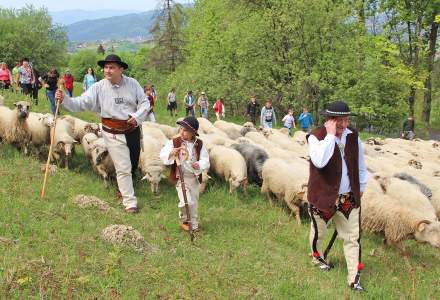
[125,127,141,175]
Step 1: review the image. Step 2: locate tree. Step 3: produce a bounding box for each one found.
[0,6,67,73]
[68,49,103,82]
[149,0,186,73]
[97,44,105,55]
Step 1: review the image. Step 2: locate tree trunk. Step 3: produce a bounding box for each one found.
[408,86,416,118]
[422,12,438,124]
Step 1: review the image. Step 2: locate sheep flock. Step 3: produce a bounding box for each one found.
[1,97,440,251]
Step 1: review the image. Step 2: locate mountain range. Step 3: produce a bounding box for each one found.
[50,9,142,26]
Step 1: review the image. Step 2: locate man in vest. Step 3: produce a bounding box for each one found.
[159,116,210,231]
[306,100,368,291]
[56,54,150,214]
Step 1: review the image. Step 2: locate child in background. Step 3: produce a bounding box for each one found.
[144,85,156,122]
[260,99,276,128]
[213,98,225,120]
[282,108,296,136]
[160,117,210,232]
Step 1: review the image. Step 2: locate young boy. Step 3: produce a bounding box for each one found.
[159,116,210,231]
[260,99,276,128]
[144,85,156,122]
[282,109,296,136]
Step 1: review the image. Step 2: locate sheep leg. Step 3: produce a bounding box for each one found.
[242,180,248,196]
[266,192,275,206]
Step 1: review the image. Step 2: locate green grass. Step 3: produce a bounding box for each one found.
[1,86,440,299]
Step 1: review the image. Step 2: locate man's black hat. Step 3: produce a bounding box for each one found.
[321,100,357,117]
[97,54,128,69]
[176,116,199,136]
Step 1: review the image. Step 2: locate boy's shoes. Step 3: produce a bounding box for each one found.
[350,282,365,292]
[125,207,139,214]
[180,222,200,232]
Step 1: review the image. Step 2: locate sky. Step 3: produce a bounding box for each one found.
[0,0,191,11]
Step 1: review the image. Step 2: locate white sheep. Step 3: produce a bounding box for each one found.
[139,134,165,194]
[214,120,242,140]
[209,145,248,194]
[362,174,440,249]
[64,115,100,141]
[89,137,116,185]
[26,112,53,152]
[261,158,308,224]
[0,101,31,154]
[199,169,211,193]
[197,117,229,137]
[142,122,169,147]
[50,117,77,169]
[81,132,99,160]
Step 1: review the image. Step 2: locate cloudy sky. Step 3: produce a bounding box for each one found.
[0,0,191,11]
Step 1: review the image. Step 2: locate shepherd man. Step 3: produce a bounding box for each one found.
[55,54,150,214]
[306,100,368,291]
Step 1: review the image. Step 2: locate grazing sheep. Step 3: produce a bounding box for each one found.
[139,134,165,194]
[230,143,268,186]
[157,124,178,139]
[214,120,242,140]
[81,132,99,160]
[362,175,440,249]
[393,172,432,199]
[209,145,248,194]
[26,112,53,152]
[90,137,116,185]
[199,169,211,193]
[0,101,31,154]
[51,117,77,169]
[142,122,169,147]
[261,158,308,224]
[197,117,229,137]
[64,115,99,141]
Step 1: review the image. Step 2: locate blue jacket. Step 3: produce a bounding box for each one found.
[298,112,314,129]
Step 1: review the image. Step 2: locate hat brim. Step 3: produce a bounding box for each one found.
[97,60,128,69]
[320,110,357,117]
[176,121,199,136]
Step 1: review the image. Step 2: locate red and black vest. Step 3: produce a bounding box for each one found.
[306,126,360,214]
[169,137,203,184]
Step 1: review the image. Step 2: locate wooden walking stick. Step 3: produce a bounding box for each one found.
[175,153,194,242]
[40,79,64,199]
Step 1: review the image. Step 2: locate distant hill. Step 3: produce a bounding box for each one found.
[50,9,142,25]
[67,11,157,42]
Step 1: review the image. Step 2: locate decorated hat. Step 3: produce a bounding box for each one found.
[176,116,199,136]
[321,100,357,117]
[97,54,128,69]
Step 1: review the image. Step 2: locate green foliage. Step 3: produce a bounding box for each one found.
[0,6,67,73]
[68,50,104,83]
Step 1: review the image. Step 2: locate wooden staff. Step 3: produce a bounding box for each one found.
[175,153,194,242]
[40,78,64,199]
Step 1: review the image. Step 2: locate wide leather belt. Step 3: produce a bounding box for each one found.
[101,118,136,134]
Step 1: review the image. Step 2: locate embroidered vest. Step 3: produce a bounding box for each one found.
[169,137,203,184]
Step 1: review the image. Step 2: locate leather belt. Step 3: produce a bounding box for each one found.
[101,118,136,134]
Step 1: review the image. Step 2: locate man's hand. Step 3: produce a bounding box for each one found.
[127,116,137,127]
[55,89,65,103]
[324,119,337,136]
[192,162,200,170]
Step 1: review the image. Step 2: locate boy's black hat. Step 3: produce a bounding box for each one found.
[176,116,199,136]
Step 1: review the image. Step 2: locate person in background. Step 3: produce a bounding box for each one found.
[63,69,74,97]
[213,97,225,120]
[184,90,195,117]
[144,84,156,122]
[0,62,13,89]
[151,84,157,100]
[31,68,42,104]
[246,95,260,125]
[17,57,35,97]
[401,116,415,140]
[167,88,177,117]
[260,99,276,128]
[41,68,59,114]
[12,62,20,93]
[83,67,96,91]
[198,91,209,119]
[282,108,296,136]
[299,107,314,132]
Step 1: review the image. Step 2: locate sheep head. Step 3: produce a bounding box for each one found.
[414,220,440,248]
[199,170,211,193]
[229,176,247,193]
[14,101,31,119]
[84,123,100,135]
[141,166,165,194]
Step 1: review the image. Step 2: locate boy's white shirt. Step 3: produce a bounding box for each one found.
[160,138,210,176]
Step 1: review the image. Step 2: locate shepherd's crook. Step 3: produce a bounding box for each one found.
[176,155,194,242]
[40,79,64,199]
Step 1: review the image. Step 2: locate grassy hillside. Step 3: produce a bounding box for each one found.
[0,87,439,299]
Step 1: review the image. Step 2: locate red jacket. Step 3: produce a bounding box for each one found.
[148,95,155,112]
[63,75,74,90]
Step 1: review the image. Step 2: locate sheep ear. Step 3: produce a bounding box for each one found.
[417,220,431,232]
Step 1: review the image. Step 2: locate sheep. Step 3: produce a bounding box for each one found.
[81,132,99,160]
[361,174,440,249]
[197,117,229,137]
[26,112,53,153]
[142,122,169,147]
[0,101,31,154]
[214,120,242,140]
[89,137,116,185]
[157,124,178,139]
[199,169,211,193]
[230,143,268,186]
[261,158,308,224]
[209,145,248,194]
[64,115,100,141]
[139,134,165,194]
[50,117,77,169]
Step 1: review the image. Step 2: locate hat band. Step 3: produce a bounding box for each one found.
[181,120,197,133]
[326,110,351,115]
